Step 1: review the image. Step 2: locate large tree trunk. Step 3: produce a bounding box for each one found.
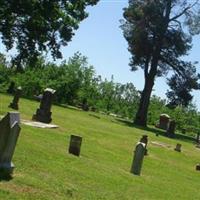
[133,1,172,127]
[134,75,155,127]
[134,32,163,127]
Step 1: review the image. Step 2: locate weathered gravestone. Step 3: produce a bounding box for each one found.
[0,112,21,175]
[68,135,82,156]
[140,135,148,155]
[196,164,200,171]
[156,114,170,130]
[32,88,56,123]
[9,86,22,110]
[7,81,15,94]
[174,143,182,152]
[130,142,145,176]
[166,120,176,138]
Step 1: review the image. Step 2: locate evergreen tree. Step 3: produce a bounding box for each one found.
[121,0,200,126]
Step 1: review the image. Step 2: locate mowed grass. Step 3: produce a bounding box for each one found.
[0,93,200,200]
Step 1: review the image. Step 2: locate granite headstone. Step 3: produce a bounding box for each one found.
[32,88,56,123]
[166,120,176,138]
[140,135,148,155]
[196,164,200,171]
[68,135,82,156]
[157,114,170,130]
[0,112,21,175]
[130,142,145,175]
[174,143,182,152]
[9,86,22,110]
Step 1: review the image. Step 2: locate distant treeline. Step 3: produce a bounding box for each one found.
[0,52,200,136]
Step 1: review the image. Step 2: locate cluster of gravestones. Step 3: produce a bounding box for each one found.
[130,135,200,175]
[2,84,200,178]
[8,85,56,123]
[156,113,200,148]
[0,86,56,177]
[156,114,200,172]
[1,86,83,177]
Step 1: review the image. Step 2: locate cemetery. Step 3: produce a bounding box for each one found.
[0,93,200,199]
[1,1,200,199]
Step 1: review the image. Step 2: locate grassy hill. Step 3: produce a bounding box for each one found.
[0,93,200,199]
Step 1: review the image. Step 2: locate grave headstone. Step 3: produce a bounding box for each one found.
[196,164,200,171]
[140,135,148,155]
[7,81,15,94]
[156,114,170,130]
[174,143,182,152]
[130,142,145,176]
[166,120,176,138]
[68,135,82,156]
[0,112,21,175]
[9,86,22,110]
[32,88,56,123]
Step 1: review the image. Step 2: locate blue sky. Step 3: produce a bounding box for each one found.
[61,0,200,109]
[1,0,200,109]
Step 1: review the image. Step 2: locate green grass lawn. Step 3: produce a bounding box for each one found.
[0,93,200,200]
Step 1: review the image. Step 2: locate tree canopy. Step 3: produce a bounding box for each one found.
[1,52,200,135]
[0,0,99,70]
[121,0,200,126]
[166,73,200,108]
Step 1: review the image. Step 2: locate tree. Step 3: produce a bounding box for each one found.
[0,53,11,89]
[0,53,7,66]
[148,95,167,125]
[112,82,140,118]
[0,0,99,70]
[166,73,200,108]
[121,0,200,126]
[99,76,115,112]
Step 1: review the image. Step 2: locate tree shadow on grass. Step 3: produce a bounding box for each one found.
[88,113,101,119]
[55,103,82,111]
[115,118,196,144]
